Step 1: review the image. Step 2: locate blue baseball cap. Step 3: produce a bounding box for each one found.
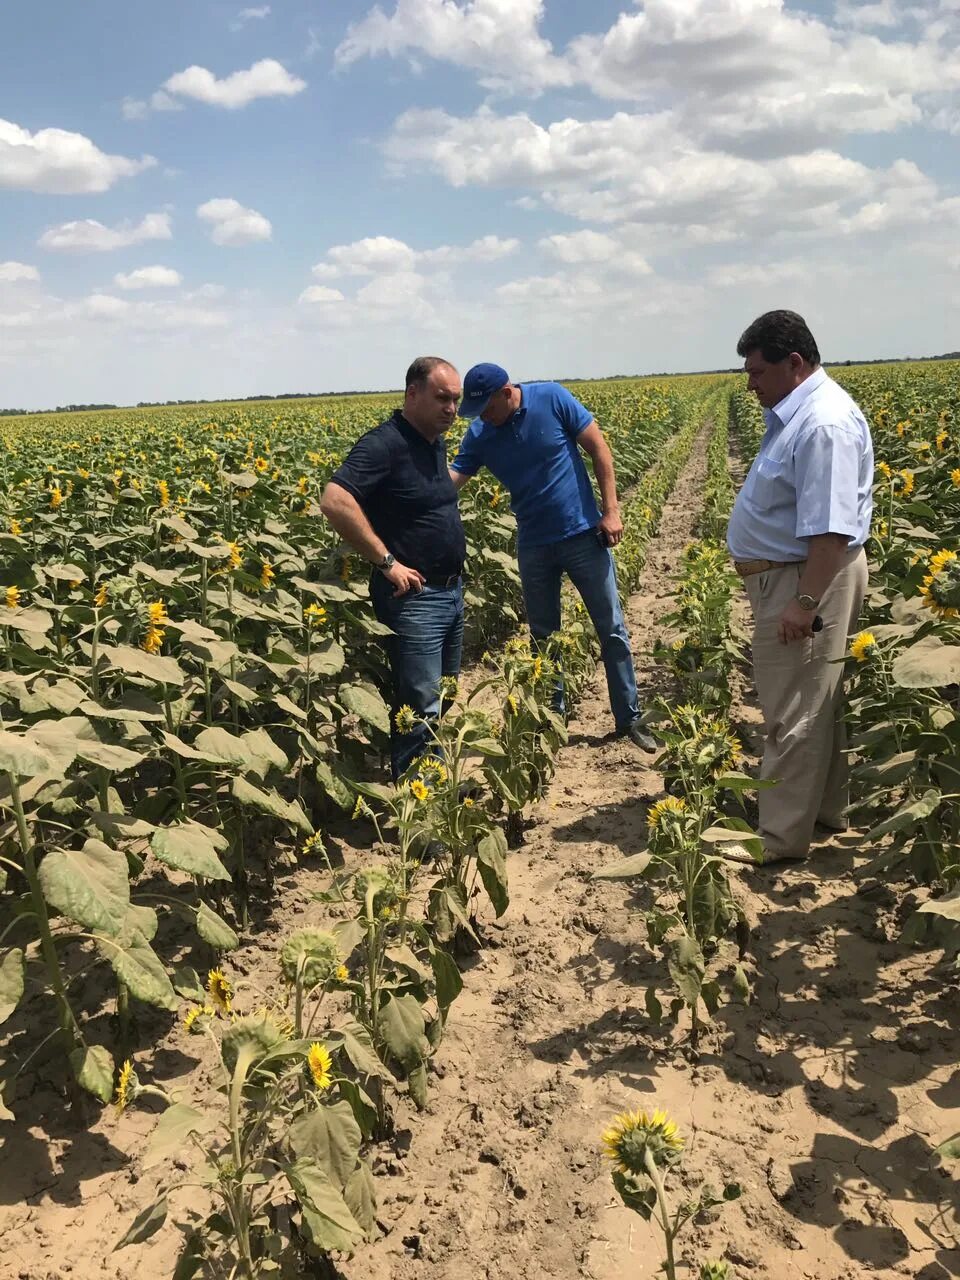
[459,362,509,420]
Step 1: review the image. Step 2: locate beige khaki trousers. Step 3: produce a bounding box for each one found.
[743,547,868,859]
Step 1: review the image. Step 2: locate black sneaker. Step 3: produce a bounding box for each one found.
[623,720,657,752]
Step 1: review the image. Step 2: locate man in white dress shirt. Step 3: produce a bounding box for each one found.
[726,311,873,865]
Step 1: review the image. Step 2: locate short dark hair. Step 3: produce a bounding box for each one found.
[405,356,455,390]
[736,311,820,366]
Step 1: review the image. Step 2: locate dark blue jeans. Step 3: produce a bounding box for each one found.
[370,575,465,781]
[518,529,639,731]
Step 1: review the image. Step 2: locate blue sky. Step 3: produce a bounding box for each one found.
[1,0,958,408]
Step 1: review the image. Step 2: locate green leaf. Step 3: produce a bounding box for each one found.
[286,1161,365,1252]
[339,683,390,735]
[343,1161,377,1238]
[193,726,255,770]
[378,993,429,1070]
[338,1022,391,1080]
[231,775,313,834]
[90,811,157,840]
[114,1196,169,1250]
[476,828,509,917]
[240,728,288,776]
[70,1043,114,1103]
[39,839,130,933]
[407,1061,429,1111]
[144,1103,216,1170]
[892,637,960,689]
[731,964,751,1004]
[917,887,960,921]
[935,1133,960,1161]
[0,606,54,634]
[151,823,232,882]
[0,728,59,779]
[0,949,25,1023]
[667,935,705,1007]
[196,901,240,951]
[101,928,178,1011]
[864,789,941,842]
[73,738,146,773]
[288,1102,362,1189]
[172,964,207,1002]
[429,946,463,1019]
[309,638,346,677]
[101,643,186,686]
[594,852,653,880]
[315,758,353,810]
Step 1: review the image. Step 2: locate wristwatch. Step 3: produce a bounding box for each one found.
[796,592,819,611]
[376,552,396,573]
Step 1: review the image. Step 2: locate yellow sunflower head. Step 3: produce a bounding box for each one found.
[206,968,233,1016]
[307,1042,333,1091]
[920,548,960,619]
[601,1107,684,1175]
[647,796,688,831]
[850,631,877,663]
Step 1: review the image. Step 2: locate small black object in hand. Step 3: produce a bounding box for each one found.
[812,615,823,633]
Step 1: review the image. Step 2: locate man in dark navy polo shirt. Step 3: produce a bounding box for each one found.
[320,357,465,779]
[450,363,655,751]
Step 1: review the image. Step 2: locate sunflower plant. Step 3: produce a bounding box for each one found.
[114,1000,377,1279]
[602,1105,740,1279]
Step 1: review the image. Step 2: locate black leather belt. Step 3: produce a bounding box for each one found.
[422,574,462,588]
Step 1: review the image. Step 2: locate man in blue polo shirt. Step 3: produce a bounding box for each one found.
[320,356,465,780]
[449,363,655,751]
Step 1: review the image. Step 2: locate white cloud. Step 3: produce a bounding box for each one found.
[86,294,131,320]
[122,90,184,120]
[539,230,651,275]
[231,5,271,29]
[322,235,417,276]
[383,104,960,241]
[0,262,40,283]
[336,0,571,94]
[162,59,305,109]
[0,118,154,193]
[38,213,173,252]
[197,198,272,246]
[113,265,183,290]
[299,285,346,304]
[419,234,520,266]
[312,232,520,279]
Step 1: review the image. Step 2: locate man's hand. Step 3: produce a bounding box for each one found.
[778,597,816,644]
[598,509,623,548]
[382,561,425,597]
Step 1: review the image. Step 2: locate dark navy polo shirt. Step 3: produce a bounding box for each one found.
[329,410,466,578]
[450,382,598,549]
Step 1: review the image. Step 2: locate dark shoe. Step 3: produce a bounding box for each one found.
[622,720,657,752]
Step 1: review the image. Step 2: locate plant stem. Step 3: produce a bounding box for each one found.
[8,773,82,1057]
[643,1147,677,1280]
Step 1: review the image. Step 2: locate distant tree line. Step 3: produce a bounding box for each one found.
[2,352,957,416]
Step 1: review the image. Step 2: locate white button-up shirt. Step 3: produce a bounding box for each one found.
[726,368,874,562]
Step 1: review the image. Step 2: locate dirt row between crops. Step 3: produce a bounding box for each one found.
[5,435,960,1280]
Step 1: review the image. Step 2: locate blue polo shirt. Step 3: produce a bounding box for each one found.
[450,382,599,549]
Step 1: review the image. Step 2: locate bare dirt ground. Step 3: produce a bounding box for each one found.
[5,440,960,1280]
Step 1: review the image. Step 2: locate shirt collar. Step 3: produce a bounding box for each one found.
[767,366,827,430]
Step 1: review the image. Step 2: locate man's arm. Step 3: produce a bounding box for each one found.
[780,419,864,642]
[778,533,849,643]
[576,421,623,547]
[319,482,424,597]
[449,468,472,490]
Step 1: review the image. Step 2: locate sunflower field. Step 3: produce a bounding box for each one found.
[3,359,960,1278]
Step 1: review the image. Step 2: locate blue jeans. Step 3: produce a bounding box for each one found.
[370,575,465,781]
[518,529,639,731]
